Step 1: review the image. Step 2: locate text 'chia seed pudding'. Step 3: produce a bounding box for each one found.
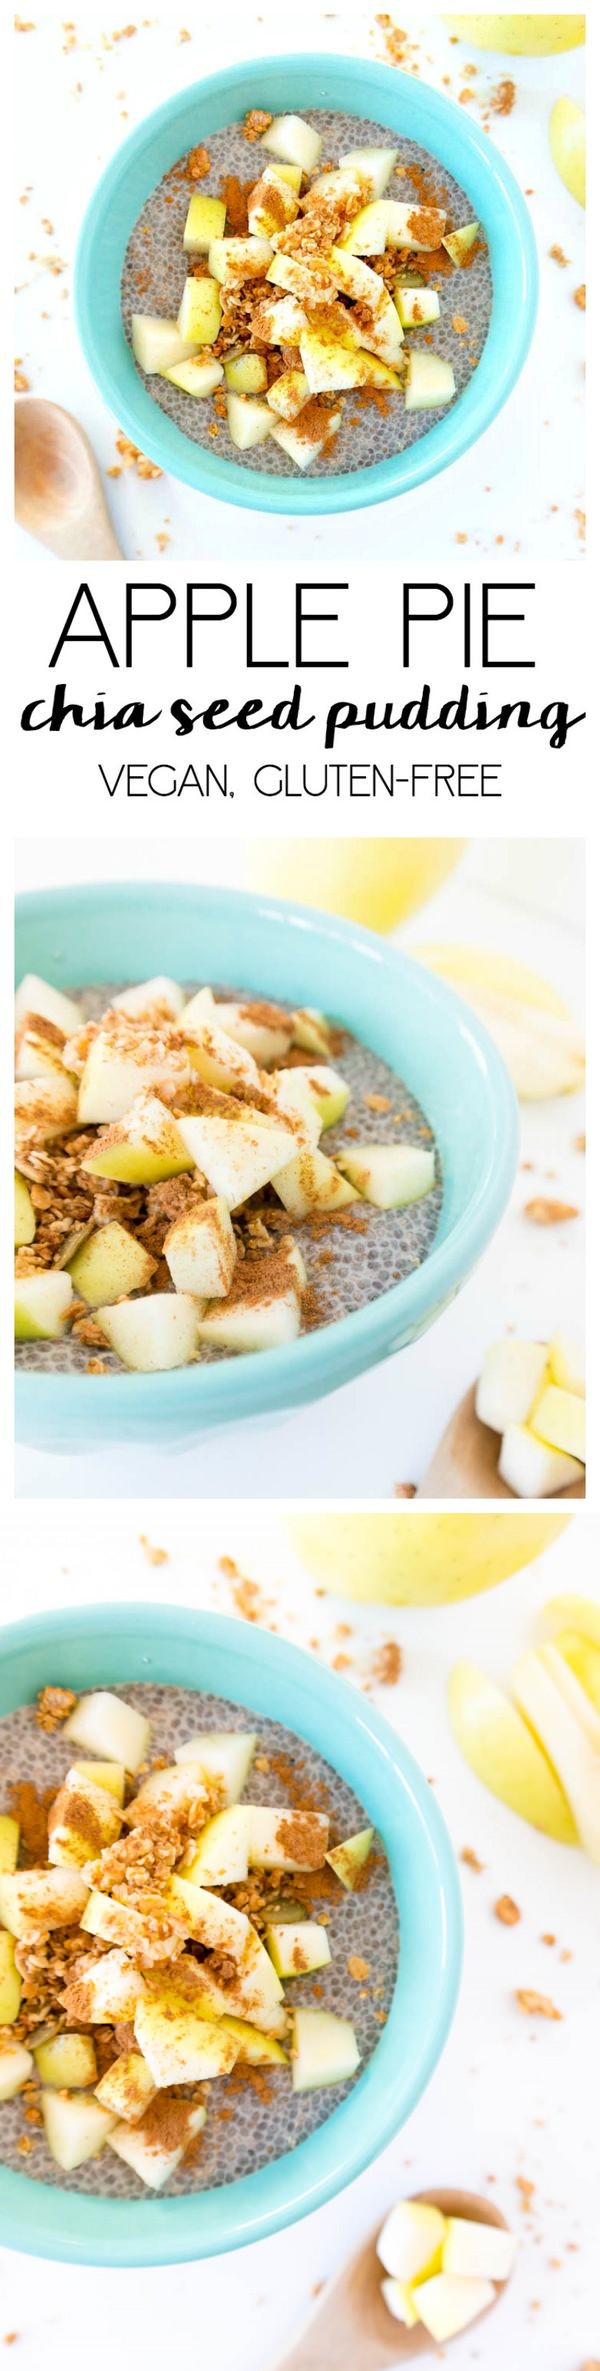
[0,1679,397,2196]
[14,970,442,1377]
[121,104,491,476]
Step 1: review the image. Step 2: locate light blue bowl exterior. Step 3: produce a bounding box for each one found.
[15,882,518,1454]
[0,1603,462,2266]
[75,52,538,515]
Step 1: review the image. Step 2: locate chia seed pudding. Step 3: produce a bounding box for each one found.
[0,1681,398,2197]
[15,979,442,1378]
[121,107,492,478]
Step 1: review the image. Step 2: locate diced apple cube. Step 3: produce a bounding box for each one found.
[64,1690,150,1773]
[14,1171,36,1249]
[14,1271,74,1343]
[196,1275,301,1354]
[531,1384,586,1463]
[338,1142,435,1210]
[15,975,81,1035]
[162,357,224,398]
[0,1868,88,1940]
[174,1730,257,1800]
[41,2088,117,2171]
[292,1009,332,1056]
[326,1828,374,1890]
[15,1015,68,1081]
[15,1075,78,1150]
[48,1766,123,1868]
[303,1065,349,1128]
[108,2097,206,2189]
[0,1817,20,1876]
[343,198,446,255]
[208,236,273,286]
[177,275,222,344]
[79,1891,150,1955]
[34,2032,98,2089]
[395,284,440,327]
[248,167,299,240]
[132,1762,208,1819]
[0,1933,21,2025]
[224,353,268,395]
[328,247,405,366]
[67,1220,156,1308]
[267,369,310,421]
[248,1807,328,1872]
[186,1019,260,1095]
[548,1332,585,1398]
[78,1030,190,1126]
[184,1805,250,1887]
[164,1196,236,1299]
[266,1920,331,1977]
[291,2007,360,2091]
[0,2038,34,2099]
[165,1875,251,1957]
[178,1110,296,1208]
[183,194,226,252]
[338,145,399,197]
[261,114,322,175]
[414,2273,495,2340]
[71,1762,125,1805]
[134,1987,239,2086]
[405,350,456,410]
[270,410,342,470]
[97,1292,201,1373]
[112,978,185,1022]
[442,219,479,267]
[82,1090,194,1186]
[269,1068,322,1144]
[267,251,337,306]
[219,2014,287,2066]
[226,392,273,450]
[442,2217,516,2281]
[381,2278,419,2328]
[251,291,308,345]
[95,2050,156,2123]
[475,1339,548,1434]
[498,1424,583,1498]
[131,314,200,375]
[71,1948,146,2025]
[300,320,399,396]
[377,2199,446,2283]
[272,1148,357,1218]
[213,999,293,1067]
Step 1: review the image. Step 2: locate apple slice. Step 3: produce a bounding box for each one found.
[272,1147,357,1218]
[405,351,456,409]
[212,998,294,1067]
[377,2199,446,2283]
[0,1933,21,2025]
[248,167,300,240]
[48,1766,123,1868]
[0,1867,89,1940]
[208,236,273,286]
[395,284,440,327]
[248,1806,328,1871]
[165,1876,252,1958]
[414,943,585,1097]
[65,1948,146,2026]
[267,251,338,306]
[67,1220,157,1307]
[183,193,226,252]
[251,291,308,345]
[177,275,221,343]
[108,2097,206,2189]
[301,1064,349,1127]
[270,410,342,470]
[543,1595,600,1651]
[549,96,585,207]
[96,1292,201,1373]
[343,198,446,254]
[292,1009,333,1057]
[299,319,400,395]
[531,1384,585,1463]
[448,1661,577,1841]
[82,1090,194,1186]
[219,2014,287,2066]
[268,1068,322,1144]
[415,2274,495,2340]
[80,1891,151,1955]
[132,1761,208,1820]
[162,357,224,399]
[443,219,480,266]
[337,1143,435,1209]
[64,1690,150,1772]
[0,2038,34,2099]
[228,1930,286,2026]
[15,1074,78,1149]
[34,2032,97,2089]
[442,2218,516,2280]
[226,393,274,450]
[111,977,185,1022]
[14,1171,36,1248]
[184,1805,250,1886]
[498,1424,583,1497]
[266,1920,331,1977]
[41,2089,117,2171]
[95,2051,156,2124]
[267,370,310,421]
[72,1760,125,1805]
[549,1633,600,1714]
[0,1817,19,1876]
[325,1828,374,1890]
[196,1269,301,1354]
[328,247,405,366]
[77,1026,190,1124]
[164,1195,236,1299]
[15,974,81,1035]
[178,1109,295,1208]
[261,114,322,175]
[174,1730,257,1800]
[338,145,399,197]
[186,1018,260,1095]
[134,1983,240,2085]
[224,353,269,395]
[513,1645,600,1862]
[14,1271,74,1343]
[381,2279,419,2328]
[475,1339,548,1434]
[291,2007,360,2091]
[15,1014,68,1080]
[548,1332,584,1397]
[131,315,200,375]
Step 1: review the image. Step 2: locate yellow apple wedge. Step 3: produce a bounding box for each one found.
[442,17,585,54]
[287,1512,572,1605]
[413,946,585,1100]
[543,1595,600,1652]
[448,1662,577,1841]
[550,98,585,206]
[550,1634,600,1717]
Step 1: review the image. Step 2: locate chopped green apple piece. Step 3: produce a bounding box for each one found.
[164,1195,236,1299]
[395,284,440,327]
[77,1026,189,1124]
[266,368,310,421]
[112,977,184,1021]
[185,1805,250,1887]
[82,1090,194,1186]
[186,1017,260,1094]
[219,2015,287,2065]
[448,1661,577,1841]
[72,1760,125,1805]
[73,1949,146,2025]
[15,1074,78,1149]
[213,999,294,1067]
[442,2218,516,2280]
[0,1933,21,2025]
[177,274,222,343]
[15,974,81,1036]
[0,1817,19,1876]
[513,1645,600,1863]
[133,1761,208,1818]
[108,2097,205,2190]
[266,1920,331,1977]
[14,1171,35,1248]
[248,1806,328,1872]
[229,1930,285,2026]
[183,193,226,251]
[208,235,273,286]
[165,1876,252,1958]
[64,1689,150,1773]
[442,219,479,266]
[41,2088,117,2171]
[248,167,300,239]
[14,1272,74,1342]
[0,2037,33,2098]
[325,1828,374,1890]
[380,2279,419,2328]
[292,1009,332,1056]
[377,2199,446,2283]
[339,144,399,197]
[405,350,456,409]
[80,1890,149,1954]
[548,1331,584,1397]
[337,1142,435,1210]
[0,1867,90,1940]
[267,249,337,303]
[343,198,446,254]
[226,392,274,449]
[270,409,342,469]
[304,1065,349,1128]
[96,1291,201,1373]
[67,1219,157,1307]
[269,1067,322,1144]
[162,356,224,398]
[34,2032,98,2090]
[174,1730,257,1800]
[498,1424,583,1497]
[48,1766,123,1869]
[475,1339,548,1434]
[196,1272,301,1354]
[131,314,200,374]
[299,318,399,395]
[178,1109,296,1208]
[95,2050,156,2123]
[262,114,323,175]
[134,1985,239,2086]
[252,291,308,345]
[15,1014,68,1080]
[272,1147,357,1218]
[415,2274,495,2340]
[224,352,268,394]
[532,1383,585,1463]
[328,247,405,365]
[291,2007,360,2091]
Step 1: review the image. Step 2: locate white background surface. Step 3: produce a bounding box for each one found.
[14,3,586,565]
[1,1506,598,2367]
[15,840,586,1503]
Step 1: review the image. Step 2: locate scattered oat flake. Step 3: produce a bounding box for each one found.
[524,1197,579,1225]
[549,245,570,267]
[516,1990,562,2020]
[574,284,586,310]
[115,431,162,478]
[461,1847,485,1872]
[516,2176,536,2210]
[139,1533,169,1567]
[495,1895,521,1926]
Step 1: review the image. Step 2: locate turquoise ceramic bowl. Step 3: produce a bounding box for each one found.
[0,1601,462,2265]
[15,882,518,1454]
[75,52,538,515]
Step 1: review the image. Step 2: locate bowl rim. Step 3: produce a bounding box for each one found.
[74,50,539,517]
[15,879,519,1436]
[0,1600,463,2264]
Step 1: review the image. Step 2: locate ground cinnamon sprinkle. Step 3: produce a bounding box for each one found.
[219,174,252,234]
[7,1782,53,1865]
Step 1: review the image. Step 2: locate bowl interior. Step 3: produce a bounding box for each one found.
[75,52,538,514]
[0,1604,462,2264]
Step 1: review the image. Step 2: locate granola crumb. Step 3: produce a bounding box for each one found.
[523,1197,579,1226]
[495,1895,521,1926]
[461,1847,485,1872]
[35,1686,77,1733]
[574,284,586,310]
[348,1955,370,1980]
[139,1533,169,1567]
[515,1990,562,2020]
[549,244,570,267]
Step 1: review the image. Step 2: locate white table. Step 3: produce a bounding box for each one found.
[2,1505,597,2368]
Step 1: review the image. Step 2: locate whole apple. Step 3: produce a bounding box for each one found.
[287,1512,572,1605]
[442,15,585,55]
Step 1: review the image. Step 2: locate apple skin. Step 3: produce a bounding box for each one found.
[287,1513,572,1605]
[443,16,585,54]
[248,840,463,933]
[549,98,585,206]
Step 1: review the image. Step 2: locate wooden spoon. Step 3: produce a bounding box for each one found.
[15,398,122,559]
[273,2190,511,2369]
[418,1382,585,1500]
